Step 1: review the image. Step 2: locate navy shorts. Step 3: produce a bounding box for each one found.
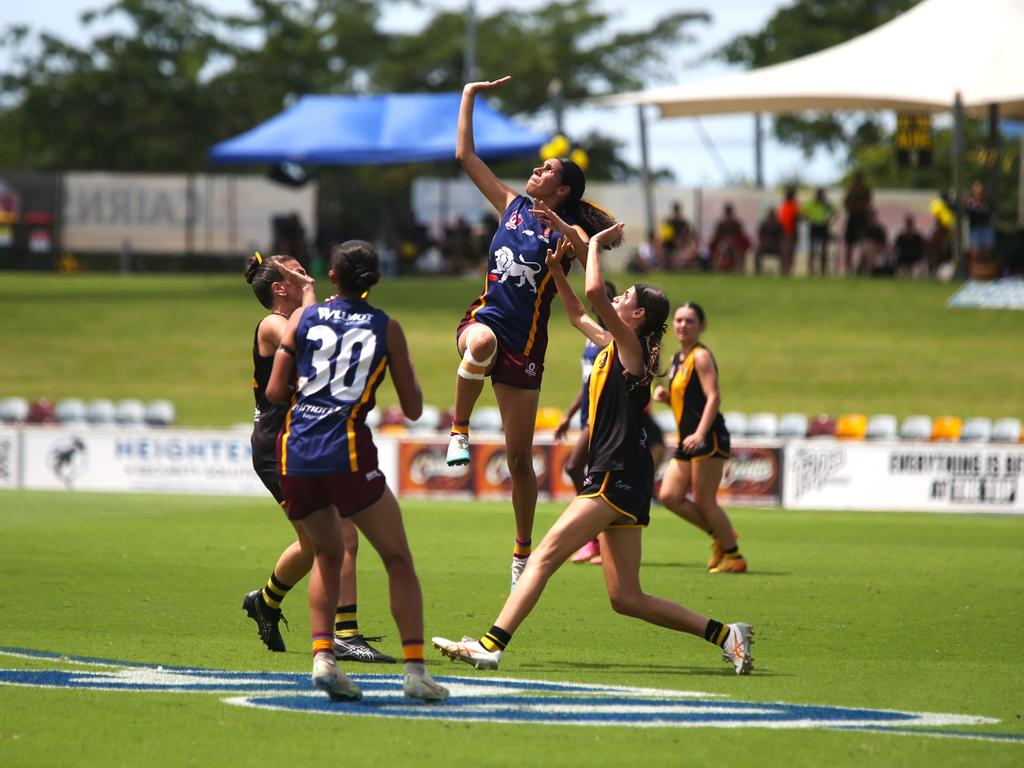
[280,469,386,521]
[578,469,652,528]
[673,430,731,462]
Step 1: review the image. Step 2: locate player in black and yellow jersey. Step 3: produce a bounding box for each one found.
[432,226,754,675]
[241,252,394,663]
[653,302,747,573]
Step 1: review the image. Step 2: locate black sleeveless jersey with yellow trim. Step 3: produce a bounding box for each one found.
[252,323,288,446]
[668,343,728,441]
[586,340,653,483]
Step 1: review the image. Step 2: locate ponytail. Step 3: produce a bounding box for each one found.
[245,252,287,309]
[629,283,670,389]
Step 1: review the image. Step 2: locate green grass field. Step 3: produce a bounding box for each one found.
[0,490,1022,766]
[2,272,1022,425]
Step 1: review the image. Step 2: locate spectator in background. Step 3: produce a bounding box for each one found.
[628,231,664,273]
[893,215,926,277]
[708,203,751,273]
[777,186,800,276]
[964,180,996,277]
[803,188,835,276]
[863,209,892,276]
[928,190,955,277]
[754,208,784,275]
[660,201,699,271]
[843,172,873,275]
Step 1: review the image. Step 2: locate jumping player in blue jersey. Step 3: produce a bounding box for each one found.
[266,241,447,703]
[241,253,394,664]
[447,75,619,589]
[433,228,754,675]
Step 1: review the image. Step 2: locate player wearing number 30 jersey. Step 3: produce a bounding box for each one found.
[278,298,390,477]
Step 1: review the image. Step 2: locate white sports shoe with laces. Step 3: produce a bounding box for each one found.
[721,623,754,675]
[403,670,450,702]
[432,636,503,670]
[446,433,470,466]
[311,653,363,700]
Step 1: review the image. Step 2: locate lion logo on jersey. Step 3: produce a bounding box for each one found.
[491,246,542,292]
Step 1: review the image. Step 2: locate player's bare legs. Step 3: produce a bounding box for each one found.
[692,458,745,572]
[659,458,707,529]
[448,323,497,466]
[494,382,541,586]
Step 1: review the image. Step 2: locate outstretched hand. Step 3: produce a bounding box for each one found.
[530,199,572,237]
[277,261,315,289]
[545,235,572,270]
[591,222,625,249]
[464,76,511,93]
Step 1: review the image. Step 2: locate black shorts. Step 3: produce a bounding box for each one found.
[578,469,651,528]
[673,430,731,462]
[251,429,284,505]
[641,411,664,447]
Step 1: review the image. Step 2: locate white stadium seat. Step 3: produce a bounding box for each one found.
[866,414,898,441]
[723,411,748,437]
[471,406,503,433]
[991,418,1021,443]
[653,409,677,436]
[86,398,116,426]
[959,417,992,443]
[55,398,87,424]
[899,415,932,441]
[406,404,440,433]
[0,396,29,423]
[776,412,808,439]
[115,399,146,426]
[746,412,779,438]
[144,399,176,427]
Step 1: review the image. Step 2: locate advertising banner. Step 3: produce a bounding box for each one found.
[719,443,783,506]
[473,443,551,500]
[783,440,1024,514]
[21,427,266,496]
[397,440,473,498]
[0,427,19,489]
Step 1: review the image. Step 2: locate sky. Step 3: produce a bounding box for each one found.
[1,0,846,187]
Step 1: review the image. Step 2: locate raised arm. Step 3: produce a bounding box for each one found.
[545,236,610,348]
[276,259,317,308]
[386,318,423,421]
[585,224,644,376]
[456,78,519,214]
[531,198,590,266]
[266,309,304,404]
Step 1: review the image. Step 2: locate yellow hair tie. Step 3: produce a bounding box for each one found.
[254,251,263,265]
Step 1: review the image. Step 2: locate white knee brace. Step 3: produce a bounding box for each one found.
[457,341,496,381]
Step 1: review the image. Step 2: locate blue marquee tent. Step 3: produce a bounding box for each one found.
[209,92,549,165]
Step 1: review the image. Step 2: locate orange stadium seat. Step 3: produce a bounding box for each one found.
[534,407,564,432]
[835,413,868,440]
[931,416,963,442]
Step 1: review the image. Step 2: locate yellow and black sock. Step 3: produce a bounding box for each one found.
[312,633,334,658]
[450,418,469,437]
[480,625,511,653]
[513,538,532,559]
[261,572,293,610]
[335,604,359,639]
[723,546,742,560]
[704,619,730,647]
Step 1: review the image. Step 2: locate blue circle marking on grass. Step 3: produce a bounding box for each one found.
[1,647,1020,743]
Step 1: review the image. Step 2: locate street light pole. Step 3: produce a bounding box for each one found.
[464,0,477,83]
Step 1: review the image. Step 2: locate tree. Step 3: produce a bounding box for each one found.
[715,0,919,159]
[374,0,710,180]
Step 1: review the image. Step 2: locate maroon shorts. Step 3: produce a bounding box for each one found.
[455,318,544,390]
[279,469,386,521]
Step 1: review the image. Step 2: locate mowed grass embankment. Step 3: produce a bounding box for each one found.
[1,271,1022,426]
[0,490,1022,766]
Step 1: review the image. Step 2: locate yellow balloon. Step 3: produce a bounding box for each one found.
[549,134,570,157]
[569,147,589,172]
[539,141,558,161]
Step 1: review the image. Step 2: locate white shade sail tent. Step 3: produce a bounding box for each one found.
[602,0,1024,119]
